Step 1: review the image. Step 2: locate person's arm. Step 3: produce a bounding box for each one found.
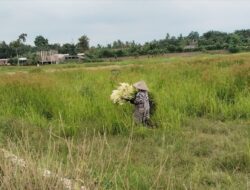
[129,97,135,104]
[134,92,145,105]
[122,97,135,104]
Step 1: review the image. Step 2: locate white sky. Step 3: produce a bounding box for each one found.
[0,0,250,46]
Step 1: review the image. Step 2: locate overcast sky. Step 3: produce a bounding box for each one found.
[0,0,250,46]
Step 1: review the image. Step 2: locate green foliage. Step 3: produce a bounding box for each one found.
[228,45,240,53]
[148,92,157,116]
[18,33,27,43]
[0,41,14,58]
[76,35,89,53]
[0,54,249,134]
[3,30,250,63]
[0,54,249,189]
[34,35,49,50]
[59,43,76,55]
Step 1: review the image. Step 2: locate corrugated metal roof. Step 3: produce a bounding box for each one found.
[18,57,27,61]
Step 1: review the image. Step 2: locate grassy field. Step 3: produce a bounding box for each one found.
[0,52,249,189]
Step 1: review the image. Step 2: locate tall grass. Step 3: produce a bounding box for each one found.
[0,55,249,135]
[0,53,249,189]
[0,118,249,189]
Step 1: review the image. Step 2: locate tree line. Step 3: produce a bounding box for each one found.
[1,29,250,64]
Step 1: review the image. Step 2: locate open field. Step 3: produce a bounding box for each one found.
[0,52,249,189]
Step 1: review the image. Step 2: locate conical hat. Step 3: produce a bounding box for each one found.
[133,80,149,91]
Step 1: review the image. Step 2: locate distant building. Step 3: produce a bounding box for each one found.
[37,51,85,64]
[0,59,10,66]
[51,54,68,63]
[18,57,28,65]
[77,53,85,60]
[65,55,79,60]
[65,53,86,60]
[37,51,68,64]
[184,40,198,50]
[184,44,197,50]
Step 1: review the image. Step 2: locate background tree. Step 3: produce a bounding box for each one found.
[0,41,13,59]
[49,43,61,52]
[59,43,76,55]
[199,31,228,50]
[187,31,199,42]
[76,35,89,53]
[228,33,241,53]
[9,33,27,65]
[18,33,27,43]
[34,35,49,50]
[3,29,250,63]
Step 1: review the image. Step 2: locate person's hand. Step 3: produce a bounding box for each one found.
[122,97,130,101]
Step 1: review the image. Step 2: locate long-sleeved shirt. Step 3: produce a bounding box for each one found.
[132,91,150,124]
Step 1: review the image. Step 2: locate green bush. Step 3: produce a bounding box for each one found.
[228,45,240,53]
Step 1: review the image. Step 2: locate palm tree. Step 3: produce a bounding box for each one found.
[13,33,27,66]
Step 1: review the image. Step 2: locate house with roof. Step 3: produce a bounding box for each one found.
[0,59,10,66]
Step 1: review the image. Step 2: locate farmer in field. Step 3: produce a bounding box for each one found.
[131,81,151,126]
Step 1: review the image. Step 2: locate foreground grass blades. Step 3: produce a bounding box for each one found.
[0,119,249,189]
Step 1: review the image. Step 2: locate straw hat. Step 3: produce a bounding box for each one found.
[133,80,149,91]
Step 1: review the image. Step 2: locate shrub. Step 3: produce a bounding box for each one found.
[228,45,240,53]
